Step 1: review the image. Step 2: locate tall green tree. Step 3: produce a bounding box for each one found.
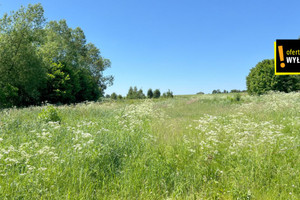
[39,19,112,103]
[110,92,117,100]
[166,89,174,98]
[127,87,134,99]
[0,4,113,107]
[147,89,153,98]
[138,89,145,99]
[43,62,71,104]
[126,86,146,99]
[133,86,138,99]
[76,68,100,102]
[0,4,46,106]
[153,89,161,98]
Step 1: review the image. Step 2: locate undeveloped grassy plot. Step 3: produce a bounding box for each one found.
[0,92,299,199]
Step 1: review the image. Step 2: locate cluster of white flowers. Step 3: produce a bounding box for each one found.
[237,91,300,113]
[66,121,99,154]
[115,100,166,133]
[96,127,109,134]
[76,120,98,128]
[187,113,298,158]
[36,130,52,140]
[182,92,300,158]
[0,138,59,176]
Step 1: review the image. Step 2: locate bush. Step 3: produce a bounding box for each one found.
[38,105,61,123]
[227,93,242,102]
[234,93,241,101]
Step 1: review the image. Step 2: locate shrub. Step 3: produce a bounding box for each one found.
[234,93,241,101]
[38,105,62,123]
[227,93,242,102]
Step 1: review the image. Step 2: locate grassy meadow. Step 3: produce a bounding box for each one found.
[0,92,299,199]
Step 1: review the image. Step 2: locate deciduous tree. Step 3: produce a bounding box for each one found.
[246,59,300,95]
[147,89,153,98]
[153,89,161,98]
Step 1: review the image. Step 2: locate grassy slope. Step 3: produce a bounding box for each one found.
[0,92,299,199]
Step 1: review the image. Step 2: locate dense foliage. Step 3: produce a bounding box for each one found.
[153,89,161,98]
[126,86,146,99]
[246,59,300,95]
[212,89,222,94]
[125,87,174,99]
[110,92,117,100]
[162,89,174,98]
[0,4,113,108]
[147,89,153,98]
[38,105,61,123]
[212,89,245,94]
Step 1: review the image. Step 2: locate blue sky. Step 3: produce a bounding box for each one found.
[1,0,300,95]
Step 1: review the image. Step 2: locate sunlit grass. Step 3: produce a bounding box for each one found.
[0,92,299,199]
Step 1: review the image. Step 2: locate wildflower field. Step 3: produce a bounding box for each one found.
[0,92,299,199]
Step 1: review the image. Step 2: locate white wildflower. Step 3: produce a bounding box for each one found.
[87,140,94,144]
[38,167,47,171]
[82,132,92,138]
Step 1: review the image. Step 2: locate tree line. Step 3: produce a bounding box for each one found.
[210,89,246,94]
[109,87,174,100]
[209,58,299,95]
[0,4,113,108]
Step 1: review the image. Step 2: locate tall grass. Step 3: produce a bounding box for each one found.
[0,92,299,199]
